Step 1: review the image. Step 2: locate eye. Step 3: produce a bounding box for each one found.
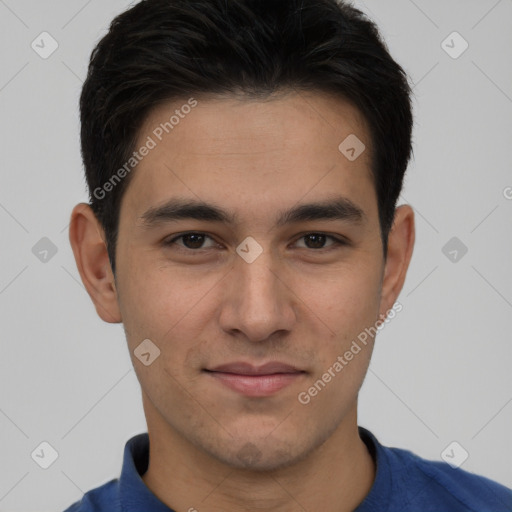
[163,232,218,251]
[162,231,347,253]
[294,233,347,251]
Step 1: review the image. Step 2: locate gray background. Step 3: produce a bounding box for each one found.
[0,0,511,510]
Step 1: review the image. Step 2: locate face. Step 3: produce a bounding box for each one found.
[73,91,413,471]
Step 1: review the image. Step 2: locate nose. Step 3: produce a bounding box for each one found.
[218,244,297,343]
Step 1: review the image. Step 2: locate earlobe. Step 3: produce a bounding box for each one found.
[68,203,122,324]
[379,204,415,316]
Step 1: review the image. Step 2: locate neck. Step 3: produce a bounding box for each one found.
[141,402,376,512]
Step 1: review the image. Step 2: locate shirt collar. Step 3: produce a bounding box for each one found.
[119,433,174,511]
[355,426,392,512]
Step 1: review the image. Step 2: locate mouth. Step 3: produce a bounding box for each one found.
[203,362,307,397]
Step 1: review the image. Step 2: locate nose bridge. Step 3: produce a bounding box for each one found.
[222,239,295,341]
[237,242,281,308]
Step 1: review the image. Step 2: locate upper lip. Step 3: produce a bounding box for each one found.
[205,362,304,375]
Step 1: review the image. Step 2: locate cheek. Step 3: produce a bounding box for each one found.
[118,256,224,354]
[295,262,381,337]
[296,270,379,403]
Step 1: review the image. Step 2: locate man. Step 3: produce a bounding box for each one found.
[65,0,512,510]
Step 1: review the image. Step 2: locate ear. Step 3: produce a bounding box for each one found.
[68,203,122,323]
[379,204,415,317]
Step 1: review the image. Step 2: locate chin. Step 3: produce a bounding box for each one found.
[204,436,316,472]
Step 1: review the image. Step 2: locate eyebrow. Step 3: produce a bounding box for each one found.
[138,196,366,229]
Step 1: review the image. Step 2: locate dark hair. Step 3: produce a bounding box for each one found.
[80,0,413,275]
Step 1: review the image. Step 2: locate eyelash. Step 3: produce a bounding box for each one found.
[162,232,348,253]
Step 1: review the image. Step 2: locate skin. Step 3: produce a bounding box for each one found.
[69,90,414,512]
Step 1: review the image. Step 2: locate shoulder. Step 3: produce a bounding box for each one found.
[386,443,512,511]
[359,427,512,512]
[61,479,119,512]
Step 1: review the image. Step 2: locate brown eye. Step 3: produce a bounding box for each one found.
[295,233,346,250]
[304,233,327,249]
[163,232,217,251]
[180,233,207,249]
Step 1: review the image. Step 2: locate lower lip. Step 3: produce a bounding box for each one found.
[205,371,304,397]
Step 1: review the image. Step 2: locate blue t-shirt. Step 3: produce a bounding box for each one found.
[63,427,512,511]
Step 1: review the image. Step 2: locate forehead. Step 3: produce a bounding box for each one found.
[139,90,370,158]
[120,91,377,228]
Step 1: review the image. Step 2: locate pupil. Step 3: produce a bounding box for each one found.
[184,234,204,249]
[306,234,325,249]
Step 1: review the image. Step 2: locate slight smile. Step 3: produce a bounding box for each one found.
[203,362,307,397]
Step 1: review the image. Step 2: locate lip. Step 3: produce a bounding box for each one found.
[204,362,306,397]
[207,361,303,375]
